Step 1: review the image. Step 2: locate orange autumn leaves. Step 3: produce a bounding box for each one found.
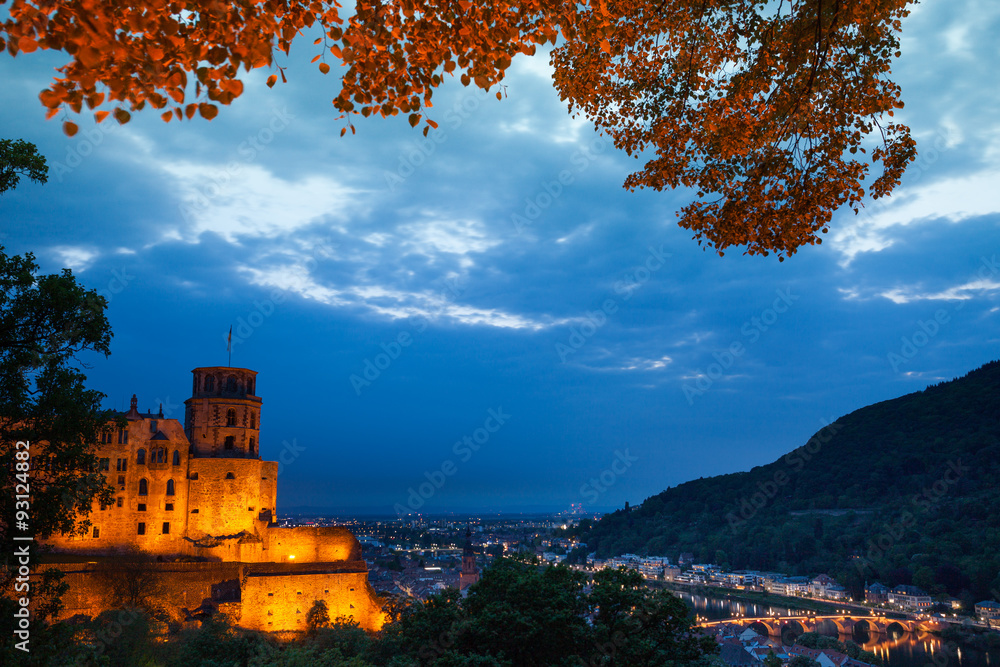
[2,0,917,259]
[2,0,329,131]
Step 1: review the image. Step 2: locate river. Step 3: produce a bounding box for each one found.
[673,590,1000,667]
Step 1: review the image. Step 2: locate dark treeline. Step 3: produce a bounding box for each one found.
[0,557,721,667]
[581,361,1000,606]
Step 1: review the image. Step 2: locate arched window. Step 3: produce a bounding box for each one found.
[138,478,148,495]
[226,409,237,427]
[247,379,254,395]
[136,449,146,465]
[172,450,180,466]
[226,376,237,392]
[249,437,256,455]
[166,479,175,496]
[224,436,235,450]
[205,376,215,392]
[225,472,236,479]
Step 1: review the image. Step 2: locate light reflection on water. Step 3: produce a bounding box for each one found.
[675,591,1000,667]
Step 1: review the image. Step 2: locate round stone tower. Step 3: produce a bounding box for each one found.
[184,367,262,458]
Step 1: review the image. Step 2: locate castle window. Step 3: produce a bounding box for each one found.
[189,472,198,480]
[226,376,237,392]
[150,419,157,433]
[166,480,175,496]
[162,522,170,534]
[190,509,199,513]
[116,458,127,472]
[117,428,128,445]
[137,522,145,535]
[138,504,146,511]
[117,497,123,508]
[248,379,254,395]
[165,503,174,511]
[136,449,146,465]
[250,412,256,429]
[226,409,237,427]
[172,450,180,466]
[138,478,148,495]
[92,527,100,538]
[224,436,235,450]
[99,457,110,471]
[117,475,125,486]
[205,376,215,392]
[101,430,110,444]
[249,437,255,455]
[225,472,235,479]
[157,448,166,464]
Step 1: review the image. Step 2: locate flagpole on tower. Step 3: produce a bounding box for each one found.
[227,325,232,367]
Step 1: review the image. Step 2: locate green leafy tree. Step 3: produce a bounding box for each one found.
[382,556,715,667]
[0,139,48,195]
[590,567,718,667]
[0,245,117,660]
[306,600,331,636]
[789,656,821,667]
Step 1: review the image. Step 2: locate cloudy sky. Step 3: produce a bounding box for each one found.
[2,1,999,515]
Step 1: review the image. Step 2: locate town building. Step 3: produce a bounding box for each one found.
[459,528,480,590]
[976,601,1000,622]
[40,366,384,633]
[865,582,889,605]
[888,585,932,611]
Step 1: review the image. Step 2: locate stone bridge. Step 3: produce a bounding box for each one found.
[699,614,946,640]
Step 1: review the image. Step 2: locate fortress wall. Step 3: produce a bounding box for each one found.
[259,461,278,519]
[43,562,241,623]
[264,526,362,563]
[41,561,383,632]
[241,565,384,632]
[186,458,266,538]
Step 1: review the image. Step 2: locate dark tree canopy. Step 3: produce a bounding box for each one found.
[0,138,48,195]
[0,245,117,587]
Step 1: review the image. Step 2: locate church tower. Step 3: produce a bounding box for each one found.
[459,527,480,591]
[184,367,262,458]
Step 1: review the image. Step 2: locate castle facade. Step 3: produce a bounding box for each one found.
[43,366,384,632]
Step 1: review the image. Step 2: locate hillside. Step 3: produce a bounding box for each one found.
[580,360,1000,605]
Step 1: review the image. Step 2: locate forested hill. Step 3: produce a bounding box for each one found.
[580,360,1000,605]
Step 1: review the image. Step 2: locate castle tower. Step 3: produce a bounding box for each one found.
[459,527,480,590]
[184,367,262,458]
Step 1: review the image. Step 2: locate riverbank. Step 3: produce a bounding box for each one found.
[651,581,891,617]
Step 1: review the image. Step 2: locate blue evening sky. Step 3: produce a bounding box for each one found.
[2,1,999,514]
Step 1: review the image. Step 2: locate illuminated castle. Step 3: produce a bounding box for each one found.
[44,366,384,632]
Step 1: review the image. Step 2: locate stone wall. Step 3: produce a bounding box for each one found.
[241,562,385,632]
[264,527,362,563]
[42,560,384,632]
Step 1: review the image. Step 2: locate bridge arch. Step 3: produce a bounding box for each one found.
[884,620,909,638]
[779,619,806,643]
[813,618,843,636]
[747,620,777,637]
